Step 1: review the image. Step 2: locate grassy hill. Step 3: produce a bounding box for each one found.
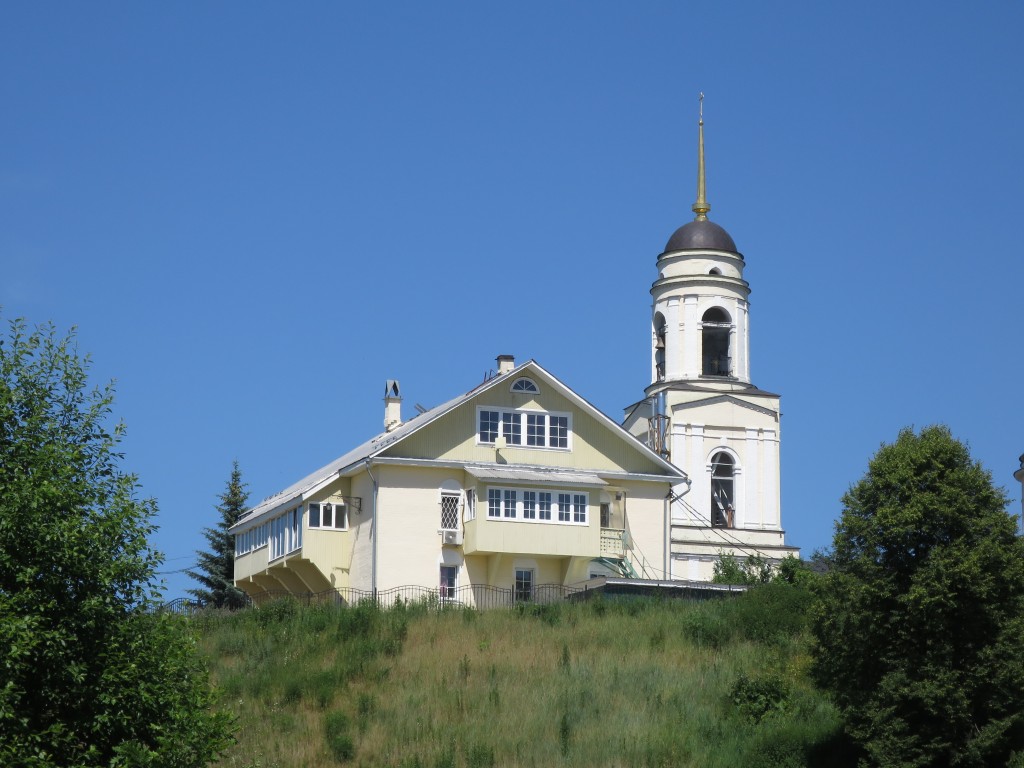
[195,587,854,768]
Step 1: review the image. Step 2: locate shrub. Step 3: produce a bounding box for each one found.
[730,674,791,723]
[323,710,355,762]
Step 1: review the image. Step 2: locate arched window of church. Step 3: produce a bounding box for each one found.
[701,307,731,376]
[654,313,667,381]
[710,452,735,528]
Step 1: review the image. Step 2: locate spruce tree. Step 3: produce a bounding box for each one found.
[186,461,249,609]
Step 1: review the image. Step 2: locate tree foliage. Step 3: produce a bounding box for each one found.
[712,552,813,586]
[186,461,249,609]
[812,425,1024,767]
[0,318,232,766]
[712,552,774,585]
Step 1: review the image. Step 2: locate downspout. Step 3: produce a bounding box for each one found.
[365,459,379,599]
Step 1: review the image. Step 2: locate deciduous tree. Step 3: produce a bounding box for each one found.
[0,318,232,766]
[812,425,1024,767]
[186,461,249,609]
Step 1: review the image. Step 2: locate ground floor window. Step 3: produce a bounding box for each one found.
[514,568,534,602]
[440,565,458,600]
[440,493,460,530]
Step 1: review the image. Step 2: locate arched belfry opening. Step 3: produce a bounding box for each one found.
[710,452,735,528]
[701,307,731,376]
[653,312,667,382]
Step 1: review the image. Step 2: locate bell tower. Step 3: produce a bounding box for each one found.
[625,94,798,580]
[651,93,751,389]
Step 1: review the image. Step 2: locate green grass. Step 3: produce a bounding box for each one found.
[195,588,854,767]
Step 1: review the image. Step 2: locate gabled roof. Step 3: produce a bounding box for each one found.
[669,393,779,418]
[232,359,685,531]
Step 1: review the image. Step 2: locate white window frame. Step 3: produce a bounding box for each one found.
[440,492,461,531]
[510,377,540,394]
[503,489,517,518]
[558,492,572,522]
[308,501,348,531]
[476,406,572,451]
[482,486,587,526]
[538,491,552,521]
[501,410,521,445]
[523,490,537,520]
[235,521,270,557]
[268,506,302,562]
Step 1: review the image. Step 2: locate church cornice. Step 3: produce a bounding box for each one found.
[667,393,779,419]
[650,274,750,294]
[643,381,780,399]
[656,248,745,264]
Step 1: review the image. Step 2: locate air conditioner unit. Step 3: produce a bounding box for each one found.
[441,530,463,546]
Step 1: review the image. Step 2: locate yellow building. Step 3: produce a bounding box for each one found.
[231,357,686,604]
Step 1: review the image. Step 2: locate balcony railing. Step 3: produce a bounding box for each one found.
[600,527,626,559]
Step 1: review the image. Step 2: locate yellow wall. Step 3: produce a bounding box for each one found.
[375,464,462,591]
[465,513,598,558]
[236,463,676,596]
[383,377,667,475]
[349,470,376,591]
[234,543,269,583]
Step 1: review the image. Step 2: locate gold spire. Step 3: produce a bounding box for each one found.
[692,92,710,221]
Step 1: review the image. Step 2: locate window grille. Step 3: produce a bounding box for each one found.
[440,493,460,531]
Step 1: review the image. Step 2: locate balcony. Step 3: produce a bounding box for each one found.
[600,527,627,559]
[464,515,599,558]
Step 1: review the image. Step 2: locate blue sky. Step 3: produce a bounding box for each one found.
[3,3,1022,598]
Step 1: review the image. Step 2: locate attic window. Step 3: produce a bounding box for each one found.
[511,378,539,394]
[478,407,571,450]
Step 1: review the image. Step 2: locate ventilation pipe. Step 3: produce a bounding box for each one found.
[384,380,402,432]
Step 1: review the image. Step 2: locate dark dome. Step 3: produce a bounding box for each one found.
[664,219,737,253]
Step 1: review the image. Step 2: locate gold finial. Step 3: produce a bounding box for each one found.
[692,91,710,221]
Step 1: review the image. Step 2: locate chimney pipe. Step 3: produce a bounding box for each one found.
[384,380,402,432]
[496,355,515,375]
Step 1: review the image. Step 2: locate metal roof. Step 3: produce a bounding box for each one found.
[464,466,607,487]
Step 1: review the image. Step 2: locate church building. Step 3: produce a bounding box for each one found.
[623,99,799,580]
